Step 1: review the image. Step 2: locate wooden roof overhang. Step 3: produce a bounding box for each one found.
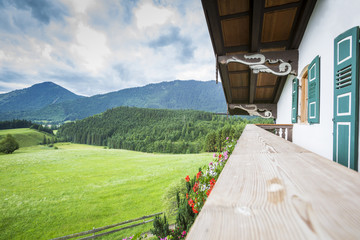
[202,0,317,117]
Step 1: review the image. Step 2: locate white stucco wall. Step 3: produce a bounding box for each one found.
[276,0,360,160]
[276,74,294,124]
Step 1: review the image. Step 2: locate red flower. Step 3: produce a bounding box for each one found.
[206,190,211,196]
[210,178,216,187]
[192,207,199,214]
[186,193,189,199]
[188,199,194,207]
[193,182,199,193]
[196,171,202,180]
[185,175,190,182]
[218,154,222,159]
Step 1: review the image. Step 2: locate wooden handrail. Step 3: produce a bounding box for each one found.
[256,124,293,142]
[186,125,360,239]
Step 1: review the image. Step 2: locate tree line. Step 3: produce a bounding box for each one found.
[57,106,272,154]
[0,119,33,129]
[0,119,54,135]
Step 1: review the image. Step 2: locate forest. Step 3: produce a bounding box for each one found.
[0,119,54,135]
[57,106,272,154]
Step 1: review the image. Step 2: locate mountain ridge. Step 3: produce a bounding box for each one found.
[0,81,83,113]
[0,80,227,123]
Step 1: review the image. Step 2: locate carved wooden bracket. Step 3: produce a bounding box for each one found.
[218,50,298,76]
[228,104,277,119]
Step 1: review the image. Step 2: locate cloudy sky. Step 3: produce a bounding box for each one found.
[0,0,215,96]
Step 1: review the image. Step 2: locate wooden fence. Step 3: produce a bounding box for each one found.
[51,212,163,240]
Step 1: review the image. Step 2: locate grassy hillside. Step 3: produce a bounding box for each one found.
[0,143,212,239]
[0,128,54,148]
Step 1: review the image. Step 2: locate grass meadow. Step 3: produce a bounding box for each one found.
[0,142,212,239]
[0,128,54,148]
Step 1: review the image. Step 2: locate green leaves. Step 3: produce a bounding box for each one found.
[0,134,19,154]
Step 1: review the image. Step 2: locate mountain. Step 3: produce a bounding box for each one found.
[0,80,227,123]
[0,82,83,113]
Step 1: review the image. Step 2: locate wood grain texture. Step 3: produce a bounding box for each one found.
[255,87,274,100]
[261,8,297,42]
[218,0,250,16]
[186,125,360,240]
[229,72,249,87]
[221,16,250,47]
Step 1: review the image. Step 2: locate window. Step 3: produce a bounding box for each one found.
[294,55,320,125]
[307,56,320,124]
[291,77,298,123]
[299,65,309,123]
[333,26,359,170]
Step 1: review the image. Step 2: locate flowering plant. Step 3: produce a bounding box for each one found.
[152,137,236,240]
[185,137,236,214]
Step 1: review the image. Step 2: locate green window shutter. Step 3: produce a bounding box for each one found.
[307,55,320,124]
[333,26,359,170]
[291,77,298,123]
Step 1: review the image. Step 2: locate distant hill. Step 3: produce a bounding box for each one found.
[0,80,227,123]
[0,82,83,113]
[0,128,54,148]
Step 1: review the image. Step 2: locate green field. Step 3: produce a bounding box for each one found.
[0,143,212,239]
[0,128,54,148]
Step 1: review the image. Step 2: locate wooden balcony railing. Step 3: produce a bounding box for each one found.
[256,124,293,142]
[186,124,360,240]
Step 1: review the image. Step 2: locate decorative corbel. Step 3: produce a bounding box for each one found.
[229,104,277,119]
[218,50,298,76]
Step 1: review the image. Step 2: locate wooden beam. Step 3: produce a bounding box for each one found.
[251,0,264,52]
[230,99,249,104]
[219,63,233,103]
[263,1,301,12]
[288,0,318,49]
[228,70,249,74]
[201,0,225,55]
[224,45,250,53]
[273,76,287,103]
[219,12,249,21]
[260,40,288,49]
[231,86,249,89]
[249,72,257,103]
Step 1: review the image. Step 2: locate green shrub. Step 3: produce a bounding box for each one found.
[150,215,171,239]
[153,137,237,239]
[0,134,19,154]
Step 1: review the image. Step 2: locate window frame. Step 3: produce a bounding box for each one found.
[299,65,309,124]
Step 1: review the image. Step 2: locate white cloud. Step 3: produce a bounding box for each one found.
[0,0,215,95]
[0,50,5,62]
[70,23,111,75]
[63,0,96,14]
[41,44,52,60]
[135,2,174,29]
